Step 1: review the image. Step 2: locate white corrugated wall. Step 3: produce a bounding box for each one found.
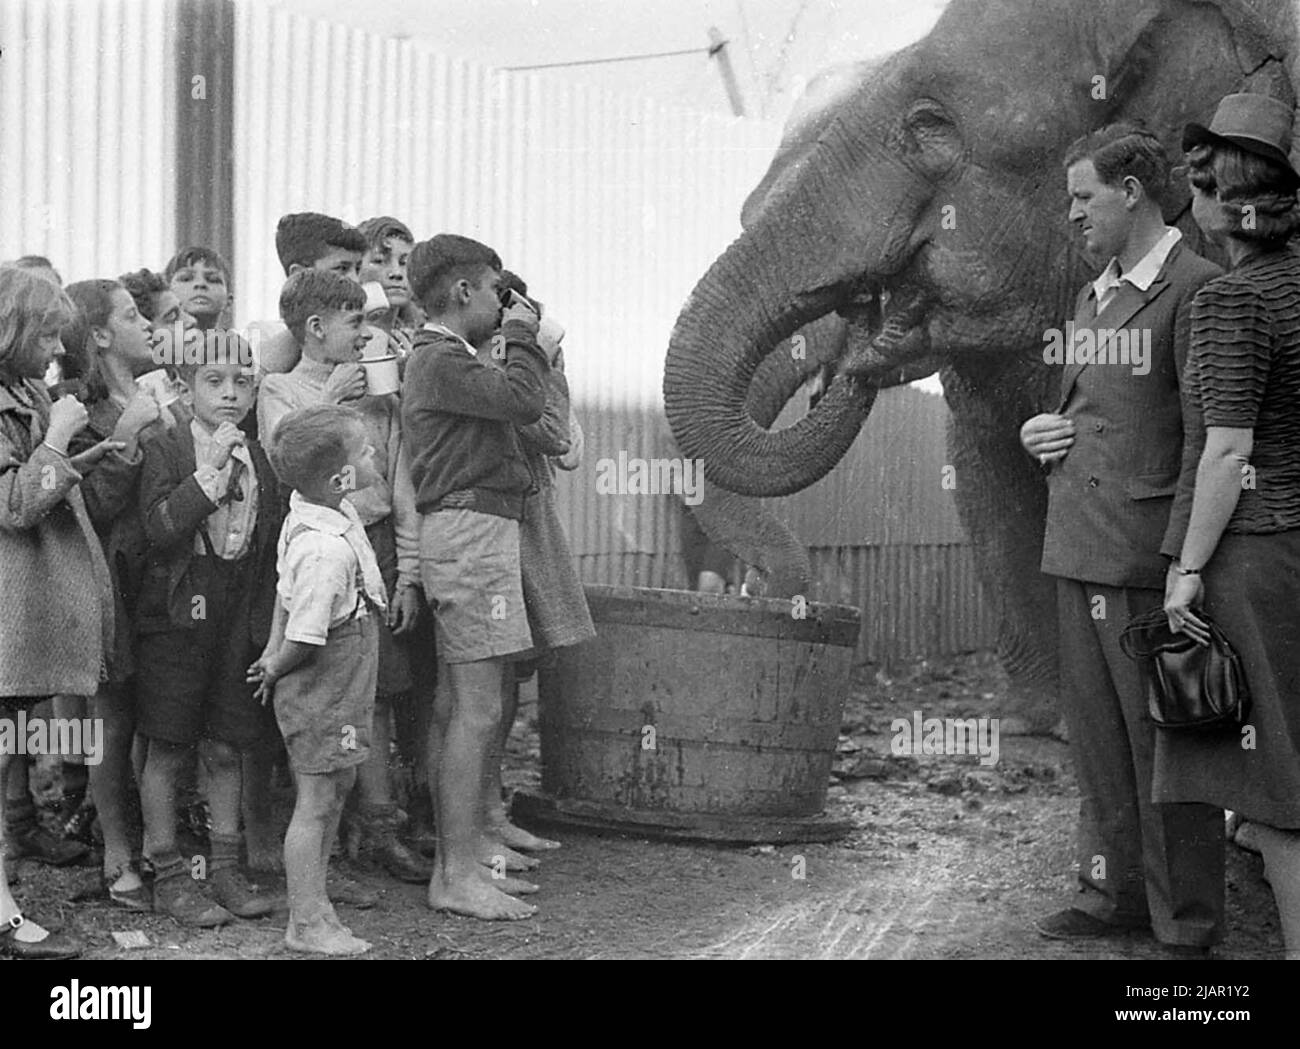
[0,0,175,280]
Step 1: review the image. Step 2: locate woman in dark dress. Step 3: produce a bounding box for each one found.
[1160,93,1300,959]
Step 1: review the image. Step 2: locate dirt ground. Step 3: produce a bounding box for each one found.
[10,651,1285,960]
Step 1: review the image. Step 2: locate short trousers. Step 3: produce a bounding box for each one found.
[418,509,533,664]
[273,615,378,774]
[365,518,411,697]
[134,558,275,747]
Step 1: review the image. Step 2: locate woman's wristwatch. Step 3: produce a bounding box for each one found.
[1170,559,1202,576]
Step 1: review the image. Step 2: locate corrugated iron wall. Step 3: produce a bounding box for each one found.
[231,0,781,409]
[555,387,996,665]
[1,1,994,666]
[0,0,176,278]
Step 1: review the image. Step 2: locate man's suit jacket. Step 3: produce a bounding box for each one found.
[1040,240,1222,589]
[135,419,282,645]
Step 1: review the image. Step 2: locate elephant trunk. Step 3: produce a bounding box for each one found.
[664,226,880,498]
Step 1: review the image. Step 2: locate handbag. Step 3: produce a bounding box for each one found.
[1118,606,1250,731]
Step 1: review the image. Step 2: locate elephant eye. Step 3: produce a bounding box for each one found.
[905,99,952,130]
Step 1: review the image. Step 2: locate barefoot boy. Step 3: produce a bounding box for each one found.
[249,404,387,955]
[135,336,283,927]
[403,234,549,921]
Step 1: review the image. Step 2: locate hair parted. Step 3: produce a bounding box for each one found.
[267,403,365,491]
[1064,122,1171,206]
[357,216,415,252]
[275,213,367,275]
[1186,140,1300,245]
[407,234,502,312]
[0,265,74,371]
[279,269,367,344]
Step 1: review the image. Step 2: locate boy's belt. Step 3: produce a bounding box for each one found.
[429,488,527,518]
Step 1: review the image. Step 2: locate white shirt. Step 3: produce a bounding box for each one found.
[191,420,257,560]
[276,491,388,645]
[1092,226,1182,313]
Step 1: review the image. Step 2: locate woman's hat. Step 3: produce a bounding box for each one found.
[1183,93,1300,183]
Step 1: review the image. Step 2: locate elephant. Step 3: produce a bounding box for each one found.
[664,0,1300,732]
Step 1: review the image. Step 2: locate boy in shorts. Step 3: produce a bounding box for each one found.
[402,234,549,920]
[134,335,283,927]
[248,404,387,955]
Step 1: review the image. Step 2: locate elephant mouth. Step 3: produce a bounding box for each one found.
[829,276,939,387]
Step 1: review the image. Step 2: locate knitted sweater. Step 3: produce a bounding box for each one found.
[402,321,549,520]
[0,379,113,697]
[1165,246,1300,545]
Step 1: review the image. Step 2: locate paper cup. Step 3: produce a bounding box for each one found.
[362,354,400,395]
[136,368,180,406]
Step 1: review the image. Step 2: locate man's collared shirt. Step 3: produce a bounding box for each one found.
[1092,226,1182,313]
[191,419,257,560]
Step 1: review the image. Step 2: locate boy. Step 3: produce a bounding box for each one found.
[257,214,367,376]
[134,334,283,926]
[249,404,387,956]
[258,270,427,883]
[403,234,549,921]
[164,247,232,333]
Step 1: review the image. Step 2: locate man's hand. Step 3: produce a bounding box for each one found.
[196,421,245,471]
[1020,412,1075,465]
[69,438,128,472]
[323,362,367,404]
[389,584,421,636]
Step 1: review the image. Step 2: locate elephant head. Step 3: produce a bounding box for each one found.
[664,0,1295,499]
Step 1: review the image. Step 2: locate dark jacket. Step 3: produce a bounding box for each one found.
[402,320,549,520]
[135,419,281,645]
[1040,240,1222,588]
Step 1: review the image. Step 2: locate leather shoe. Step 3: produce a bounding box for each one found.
[1034,908,1147,940]
[153,874,233,927]
[367,836,434,884]
[8,826,90,867]
[0,914,84,960]
[210,868,283,918]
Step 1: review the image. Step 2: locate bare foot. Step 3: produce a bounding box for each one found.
[486,816,561,852]
[477,867,540,895]
[285,915,370,956]
[428,874,538,921]
[476,838,540,872]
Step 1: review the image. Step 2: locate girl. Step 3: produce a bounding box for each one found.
[0,266,121,958]
[64,279,170,909]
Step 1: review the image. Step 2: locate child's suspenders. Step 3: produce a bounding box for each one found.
[285,522,382,624]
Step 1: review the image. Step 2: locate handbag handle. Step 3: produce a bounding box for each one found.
[1119,606,1196,660]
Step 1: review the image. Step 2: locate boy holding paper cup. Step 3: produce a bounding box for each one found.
[257,269,428,885]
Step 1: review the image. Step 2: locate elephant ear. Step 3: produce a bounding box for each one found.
[1089,0,1168,114]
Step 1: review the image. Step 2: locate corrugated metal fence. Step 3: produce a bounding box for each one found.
[1,0,994,665]
[0,0,176,279]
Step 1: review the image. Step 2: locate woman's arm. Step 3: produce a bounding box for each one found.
[1166,426,1253,642]
[0,431,84,531]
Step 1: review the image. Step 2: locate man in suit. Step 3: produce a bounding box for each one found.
[1020,123,1225,950]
